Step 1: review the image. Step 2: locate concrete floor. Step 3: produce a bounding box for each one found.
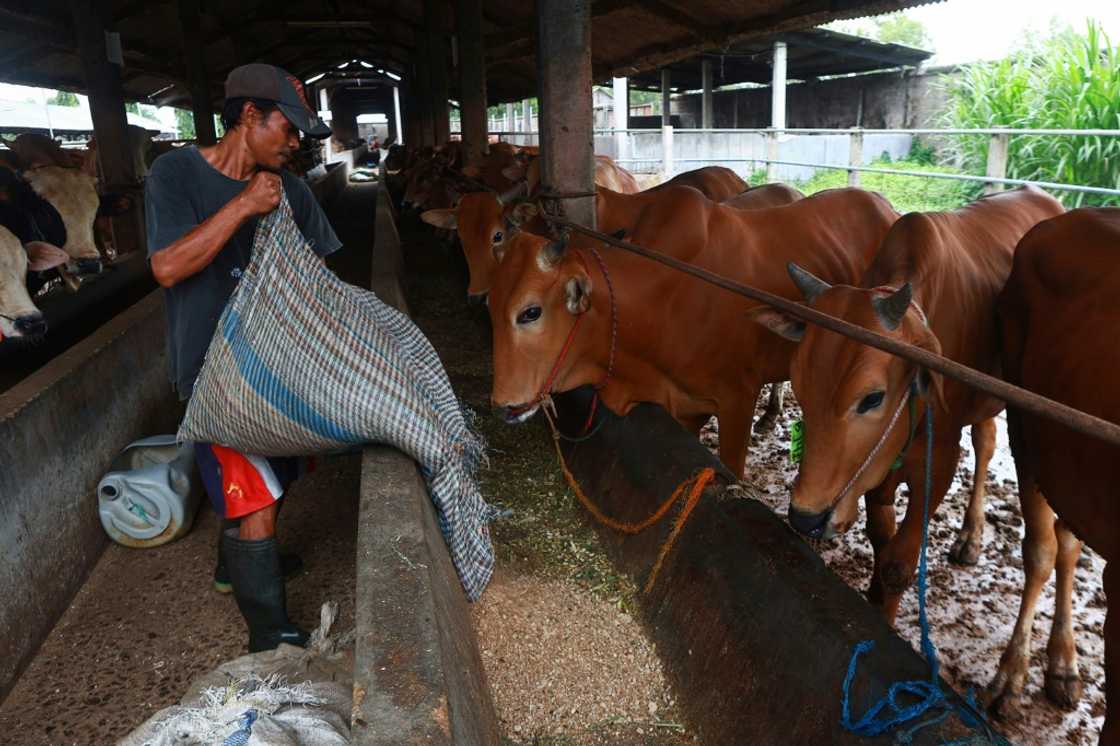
[0,181,378,744]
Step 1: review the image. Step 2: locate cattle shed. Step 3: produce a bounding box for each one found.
[0,1,1015,744]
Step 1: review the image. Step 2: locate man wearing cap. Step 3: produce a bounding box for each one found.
[145,64,339,652]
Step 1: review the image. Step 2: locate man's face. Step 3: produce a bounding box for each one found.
[244,106,300,172]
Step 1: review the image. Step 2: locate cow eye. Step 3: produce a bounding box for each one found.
[516,305,541,325]
[857,391,885,414]
[492,230,503,243]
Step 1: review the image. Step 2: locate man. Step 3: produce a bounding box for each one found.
[145,64,341,652]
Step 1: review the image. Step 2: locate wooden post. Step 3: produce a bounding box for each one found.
[176,0,216,146]
[701,58,713,129]
[537,0,595,228]
[455,0,487,163]
[69,0,144,255]
[848,127,863,187]
[428,32,451,145]
[661,68,671,126]
[771,41,787,131]
[984,131,1010,194]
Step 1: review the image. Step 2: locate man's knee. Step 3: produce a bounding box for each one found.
[238,502,279,540]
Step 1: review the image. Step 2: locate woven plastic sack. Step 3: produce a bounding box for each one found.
[178,195,495,600]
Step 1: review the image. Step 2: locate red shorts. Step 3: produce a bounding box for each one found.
[194,444,312,519]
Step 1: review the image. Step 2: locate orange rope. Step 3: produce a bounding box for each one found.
[543,407,716,593]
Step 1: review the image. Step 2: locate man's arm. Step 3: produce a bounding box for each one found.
[150,171,282,288]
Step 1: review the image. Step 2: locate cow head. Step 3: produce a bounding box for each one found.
[0,227,61,342]
[748,263,942,540]
[489,232,601,423]
[22,166,102,275]
[421,183,531,299]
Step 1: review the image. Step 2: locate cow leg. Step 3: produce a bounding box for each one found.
[1045,518,1084,708]
[875,436,958,624]
[985,481,1056,721]
[950,417,996,566]
[718,388,759,479]
[863,475,902,620]
[1103,561,1118,746]
[753,383,785,434]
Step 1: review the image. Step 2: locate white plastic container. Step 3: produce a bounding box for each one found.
[97,435,202,548]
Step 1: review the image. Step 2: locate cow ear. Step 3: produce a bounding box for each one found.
[911,329,947,412]
[746,305,806,342]
[24,241,69,271]
[565,274,592,314]
[420,208,457,230]
[461,164,481,178]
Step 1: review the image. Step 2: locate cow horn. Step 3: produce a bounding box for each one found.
[787,263,831,303]
[542,237,567,265]
[496,180,527,206]
[872,283,913,331]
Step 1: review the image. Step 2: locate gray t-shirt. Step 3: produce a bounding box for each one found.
[145,146,341,400]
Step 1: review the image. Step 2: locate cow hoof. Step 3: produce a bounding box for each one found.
[948,535,981,566]
[1044,672,1083,709]
[879,562,914,595]
[986,689,1026,723]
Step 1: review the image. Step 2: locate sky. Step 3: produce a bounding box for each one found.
[850,0,1120,64]
[1,0,1119,112]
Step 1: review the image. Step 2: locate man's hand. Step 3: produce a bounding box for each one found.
[239,171,283,217]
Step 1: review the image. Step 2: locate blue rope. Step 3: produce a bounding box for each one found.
[222,709,258,746]
[839,391,1010,745]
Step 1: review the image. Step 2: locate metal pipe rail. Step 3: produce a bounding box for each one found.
[544,215,1120,449]
[593,127,1120,137]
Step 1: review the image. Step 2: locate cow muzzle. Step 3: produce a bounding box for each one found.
[788,505,835,540]
[499,402,540,425]
[5,312,48,341]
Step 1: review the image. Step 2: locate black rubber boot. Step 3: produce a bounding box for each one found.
[220,529,309,652]
[214,517,303,593]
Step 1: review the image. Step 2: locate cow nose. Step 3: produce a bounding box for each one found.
[14,313,47,338]
[788,505,832,539]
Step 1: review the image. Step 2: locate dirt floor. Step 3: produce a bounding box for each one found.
[398,216,694,745]
[704,391,1106,745]
[0,182,379,745]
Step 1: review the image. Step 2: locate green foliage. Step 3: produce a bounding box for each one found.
[48,90,79,107]
[174,108,195,139]
[907,139,937,166]
[125,102,139,114]
[795,158,977,214]
[873,15,932,49]
[941,21,1120,207]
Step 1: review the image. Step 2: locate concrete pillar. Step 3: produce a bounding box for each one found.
[537,0,595,228]
[522,99,533,133]
[69,0,144,254]
[176,0,216,146]
[612,76,627,163]
[771,41,787,131]
[398,85,407,145]
[660,68,671,127]
[412,38,435,146]
[505,102,515,133]
[848,127,863,187]
[701,58,713,129]
[455,0,487,163]
[661,125,674,179]
[423,0,451,147]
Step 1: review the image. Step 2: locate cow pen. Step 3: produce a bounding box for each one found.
[0,1,1114,745]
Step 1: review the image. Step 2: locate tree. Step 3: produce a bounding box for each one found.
[174,108,196,139]
[48,90,79,107]
[874,15,932,49]
[125,102,139,114]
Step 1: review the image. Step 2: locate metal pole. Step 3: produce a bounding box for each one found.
[701,58,713,129]
[771,41,787,131]
[392,86,403,145]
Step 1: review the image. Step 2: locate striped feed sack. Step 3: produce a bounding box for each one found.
[178,195,497,600]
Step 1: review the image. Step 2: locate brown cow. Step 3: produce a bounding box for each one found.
[647,166,746,202]
[504,154,641,195]
[488,187,898,476]
[997,207,1119,742]
[749,187,1064,625]
[724,183,806,209]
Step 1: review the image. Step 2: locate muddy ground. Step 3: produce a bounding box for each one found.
[704,391,1106,745]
